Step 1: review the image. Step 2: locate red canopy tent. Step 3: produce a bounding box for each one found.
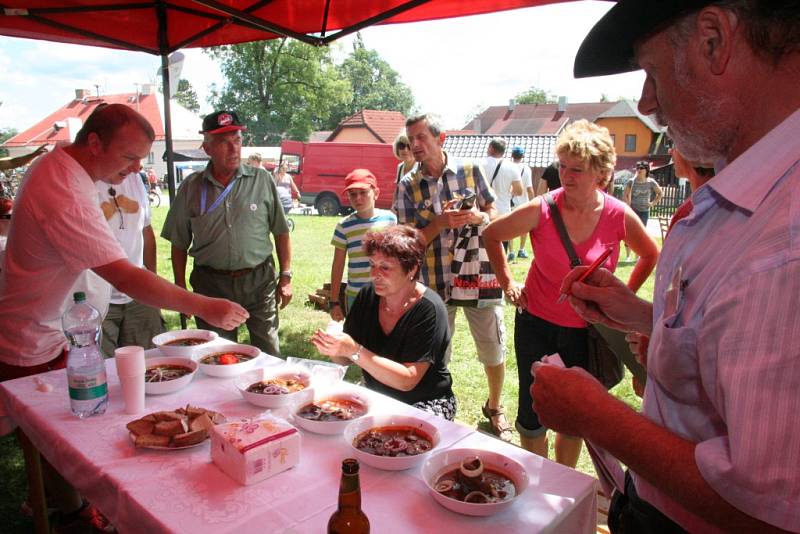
[0,0,568,197]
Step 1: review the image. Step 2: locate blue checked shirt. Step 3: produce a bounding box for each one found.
[395,152,496,299]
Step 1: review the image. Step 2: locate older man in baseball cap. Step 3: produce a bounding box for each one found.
[162,110,293,356]
[531,2,800,533]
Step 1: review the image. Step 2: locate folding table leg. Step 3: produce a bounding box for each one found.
[16,428,50,534]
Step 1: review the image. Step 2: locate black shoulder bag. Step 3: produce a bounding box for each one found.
[490,159,502,188]
[543,192,624,389]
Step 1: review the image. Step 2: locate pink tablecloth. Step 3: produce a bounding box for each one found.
[0,354,597,533]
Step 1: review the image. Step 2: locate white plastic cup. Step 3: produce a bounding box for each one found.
[326,320,343,335]
[114,346,145,414]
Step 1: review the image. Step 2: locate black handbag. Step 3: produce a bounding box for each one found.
[544,192,624,389]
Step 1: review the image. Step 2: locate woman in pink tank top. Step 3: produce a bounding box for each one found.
[483,120,659,467]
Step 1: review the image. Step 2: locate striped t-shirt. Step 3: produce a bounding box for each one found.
[331,209,397,300]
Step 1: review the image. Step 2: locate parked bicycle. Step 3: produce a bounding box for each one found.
[148,186,161,208]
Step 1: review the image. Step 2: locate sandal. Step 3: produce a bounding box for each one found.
[482,400,514,442]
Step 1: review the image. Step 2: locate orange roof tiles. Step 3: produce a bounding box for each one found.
[328,109,406,143]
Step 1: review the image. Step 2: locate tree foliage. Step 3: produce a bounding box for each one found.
[206,39,349,145]
[174,79,200,113]
[515,86,557,105]
[0,127,17,157]
[325,33,414,128]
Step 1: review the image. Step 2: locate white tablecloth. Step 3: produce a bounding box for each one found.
[0,353,597,533]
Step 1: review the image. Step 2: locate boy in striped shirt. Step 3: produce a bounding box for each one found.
[329,169,396,320]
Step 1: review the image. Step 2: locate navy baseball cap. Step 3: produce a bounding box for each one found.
[573,0,714,78]
[511,146,525,158]
[200,110,247,135]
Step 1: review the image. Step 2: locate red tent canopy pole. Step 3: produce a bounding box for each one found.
[317,0,432,44]
[157,0,178,203]
[191,0,321,45]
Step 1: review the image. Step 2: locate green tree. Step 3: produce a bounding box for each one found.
[0,127,17,157]
[206,39,349,144]
[174,79,200,113]
[326,33,414,128]
[515,86,557,105]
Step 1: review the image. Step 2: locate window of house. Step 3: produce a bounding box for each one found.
[610,134,616,146]
[146,151,155,165]
[624,134,637,152]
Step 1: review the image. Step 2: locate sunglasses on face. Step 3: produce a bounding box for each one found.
[397,143,409,150]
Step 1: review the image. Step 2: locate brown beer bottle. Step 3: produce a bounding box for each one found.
[328,458,370,534]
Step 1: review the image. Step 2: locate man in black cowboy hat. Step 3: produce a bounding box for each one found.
[530,2,800,533]
[162,110,293,356]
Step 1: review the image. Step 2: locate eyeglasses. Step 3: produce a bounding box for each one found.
[108,187,125,230]
[396,143,409,150]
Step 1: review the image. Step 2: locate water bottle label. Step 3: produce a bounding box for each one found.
[68,374,108,400]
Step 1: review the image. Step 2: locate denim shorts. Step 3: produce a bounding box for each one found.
[633,209,649,226]
[514,310,588,438]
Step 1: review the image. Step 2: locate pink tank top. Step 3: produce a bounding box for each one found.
[525,188,627,328]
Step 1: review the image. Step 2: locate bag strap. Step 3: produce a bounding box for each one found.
[544,192,582,268]
[490,159,502,187]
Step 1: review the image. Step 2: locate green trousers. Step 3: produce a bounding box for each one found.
[190,257,281,356]
[101,300,166,358]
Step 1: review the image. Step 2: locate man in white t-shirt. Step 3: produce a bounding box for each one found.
[0,103,248,377]
[0,103,249,526]
[483,138,523,262]
[96,169,166,356]
[510,146,535,259]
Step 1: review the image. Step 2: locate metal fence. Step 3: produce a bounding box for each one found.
[652,183,690,218]
[614,164,692,218]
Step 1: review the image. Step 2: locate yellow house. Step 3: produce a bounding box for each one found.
[595,100,666,165]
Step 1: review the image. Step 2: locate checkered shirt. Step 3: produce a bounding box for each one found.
[394,152,496,299]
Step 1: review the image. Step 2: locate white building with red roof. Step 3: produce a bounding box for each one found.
[2,85,203,179]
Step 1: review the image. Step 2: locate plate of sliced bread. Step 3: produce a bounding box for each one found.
[127,405,225,449]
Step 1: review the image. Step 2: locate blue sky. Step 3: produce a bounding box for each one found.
[0,1,645,135]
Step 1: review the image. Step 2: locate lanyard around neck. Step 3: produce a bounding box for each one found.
[200,174,238,215]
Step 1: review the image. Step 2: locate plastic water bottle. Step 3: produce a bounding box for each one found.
[62,291,108,418]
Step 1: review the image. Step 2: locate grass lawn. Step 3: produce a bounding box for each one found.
[0,206,652,532]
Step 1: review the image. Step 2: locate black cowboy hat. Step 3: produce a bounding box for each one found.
[573,0,714,78]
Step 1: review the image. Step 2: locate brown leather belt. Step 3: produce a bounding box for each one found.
[199,264,256,278]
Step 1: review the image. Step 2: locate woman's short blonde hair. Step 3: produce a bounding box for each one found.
[392,133,411,159]
[555,119,616,177]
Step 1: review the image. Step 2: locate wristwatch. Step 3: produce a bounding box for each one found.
[349,344,363,363]
[279,270,293,279]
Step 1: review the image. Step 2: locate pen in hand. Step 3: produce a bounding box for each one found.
[557,246,614,304]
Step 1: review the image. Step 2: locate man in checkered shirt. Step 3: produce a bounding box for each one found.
[395,113,511,441]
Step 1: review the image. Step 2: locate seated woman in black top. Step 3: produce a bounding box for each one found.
[311,225,456,420]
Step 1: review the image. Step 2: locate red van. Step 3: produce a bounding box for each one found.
[280,140,398,215]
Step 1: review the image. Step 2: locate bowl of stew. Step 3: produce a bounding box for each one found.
[292,389,370,435]
[235,367,313,408]
[143,357,198,395]
[152,329,218,358]
[421,448,529,516]
[343,414,440,471]
[194,343,262,378]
